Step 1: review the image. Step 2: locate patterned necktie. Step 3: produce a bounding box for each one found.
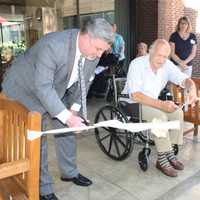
[78,56,87,119]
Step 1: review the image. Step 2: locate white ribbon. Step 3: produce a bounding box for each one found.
[27,119,180,141]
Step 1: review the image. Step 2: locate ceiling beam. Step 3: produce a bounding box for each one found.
[0,0,55,7]
[0,0,25,6]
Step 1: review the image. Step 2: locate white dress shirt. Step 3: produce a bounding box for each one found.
[56,33,85,124]
[122,55,188,101]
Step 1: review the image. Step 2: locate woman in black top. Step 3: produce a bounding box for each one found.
[169,16,197,77]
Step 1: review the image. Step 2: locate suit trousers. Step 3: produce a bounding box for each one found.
[40,114,78,195]
[141,105,184,153]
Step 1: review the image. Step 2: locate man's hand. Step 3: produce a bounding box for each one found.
[159,100,179,113]
[183,78,197,104]
[66,113,86,128]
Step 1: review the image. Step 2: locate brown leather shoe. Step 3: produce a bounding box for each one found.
[169,160,184,170]
[156,161,178,177]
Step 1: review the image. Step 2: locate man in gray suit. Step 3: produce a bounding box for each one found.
[2,18,114,200]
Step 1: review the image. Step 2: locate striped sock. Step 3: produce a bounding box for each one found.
[158,152,170,167]
[165,150,176,162]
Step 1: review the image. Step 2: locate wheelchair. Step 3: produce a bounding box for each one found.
[94,76,179,171]
[94,76,154,171]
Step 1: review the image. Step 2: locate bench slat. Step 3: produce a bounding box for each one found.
[0,159,29,179]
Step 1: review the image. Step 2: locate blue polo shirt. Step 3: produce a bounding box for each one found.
[169,31,197,66]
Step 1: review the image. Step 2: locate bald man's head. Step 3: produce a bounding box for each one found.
[149,39,171,56]
[149,39,171,71]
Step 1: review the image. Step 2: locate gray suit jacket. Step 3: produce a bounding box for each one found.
[2,29,99,117]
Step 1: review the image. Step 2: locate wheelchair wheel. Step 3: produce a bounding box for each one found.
[95,105,134,161]
[138,147,151,171]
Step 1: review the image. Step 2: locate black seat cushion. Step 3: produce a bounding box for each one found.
[118,101,140,122]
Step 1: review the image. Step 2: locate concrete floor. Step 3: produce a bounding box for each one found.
[48,97,200,200]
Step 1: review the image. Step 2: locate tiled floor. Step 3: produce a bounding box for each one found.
[48,97,200,200]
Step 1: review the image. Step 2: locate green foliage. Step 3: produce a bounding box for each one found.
[0,40,26,57]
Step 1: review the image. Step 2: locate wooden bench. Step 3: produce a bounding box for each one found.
[0,95,41,200]
[172,78,200,136]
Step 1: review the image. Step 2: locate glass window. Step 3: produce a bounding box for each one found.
[0,21,26,59]
[0,9,26,65]
[63,0,115,29]
[63,11,114,29]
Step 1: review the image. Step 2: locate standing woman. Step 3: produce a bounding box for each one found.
[169,16,197,77]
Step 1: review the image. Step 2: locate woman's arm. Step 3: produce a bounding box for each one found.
[183,44,197,65]
[170,42,182,64]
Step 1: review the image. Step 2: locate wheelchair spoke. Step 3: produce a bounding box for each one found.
[100,111,107,120]
[99,133,111,142]
[101,126,111,132]
[115,135,126,148]
[100,111,108,121]
[113,137,121,157]
[108,135,113,153]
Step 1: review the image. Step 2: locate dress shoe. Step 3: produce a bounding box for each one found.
[156,161,177,177]
[169,159,184,170]
[60,173,92,186]
[40,193,59,200]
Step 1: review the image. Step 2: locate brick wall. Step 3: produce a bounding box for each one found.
[158,0,184,39]
[184,7,200,76]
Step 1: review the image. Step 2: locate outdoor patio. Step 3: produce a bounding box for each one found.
[47,97,200,200]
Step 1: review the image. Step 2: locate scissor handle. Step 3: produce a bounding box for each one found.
[80,116,90,126]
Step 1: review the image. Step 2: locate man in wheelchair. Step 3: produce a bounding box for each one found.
[123,39,197,177]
